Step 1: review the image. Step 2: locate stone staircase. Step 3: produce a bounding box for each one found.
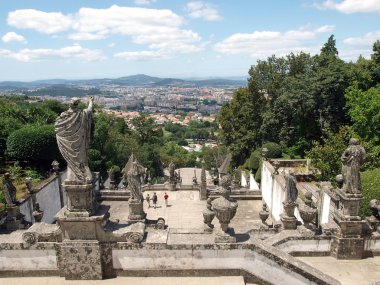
[97,190,130,201]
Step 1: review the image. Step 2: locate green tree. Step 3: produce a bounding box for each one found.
[306,126,355,181]
[131,114,163,145]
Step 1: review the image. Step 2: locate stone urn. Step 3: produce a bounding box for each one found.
[259,202,269,225]
[202,198,215,232]
[298,204,317,230]
[212,182,238,233]
[283,201,297,217]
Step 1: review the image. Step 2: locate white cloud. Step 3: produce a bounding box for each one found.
[214,25,334,58]
[314,0,380,13]
[2,32,27,43]
[115,50,169,60]
[0,44,104,62]
[134,0,157,5]
[7,9,73,34]
[186,1,222,21]
[344,30,380,46]
[108,43,115,48]
[6,5,204,60]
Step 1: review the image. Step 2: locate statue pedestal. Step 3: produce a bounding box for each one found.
[55,204,110,280]
[55,205,109,240]
[280,214,298,230]
[128,200,146,221]
[281,202,298,230]
[5,205,22,231]
[64,182,98,217]
[215,227,236,243]
[331,190,365,259]
[169,183,177,191]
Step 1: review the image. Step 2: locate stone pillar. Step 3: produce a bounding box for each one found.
[200,161,207,200]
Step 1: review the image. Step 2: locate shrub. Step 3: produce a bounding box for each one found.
[255,164,262,183]
[246,149,261,171]
[6,125,61,162]
[262,142,282,158]
[360,168,380,218]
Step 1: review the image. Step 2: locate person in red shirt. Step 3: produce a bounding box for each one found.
[164,192,169,207]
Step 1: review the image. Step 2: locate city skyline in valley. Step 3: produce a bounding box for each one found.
[0,0,379,81]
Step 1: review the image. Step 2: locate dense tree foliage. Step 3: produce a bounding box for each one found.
[219,36,380,174]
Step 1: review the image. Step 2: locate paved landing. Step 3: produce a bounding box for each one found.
[0,276,246,285]
[299,256,380,285]
[103,191,263,233]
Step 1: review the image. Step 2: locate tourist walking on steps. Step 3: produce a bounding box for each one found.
[152,192,158,209]
[146,194,151,208]
[164,192,169,207]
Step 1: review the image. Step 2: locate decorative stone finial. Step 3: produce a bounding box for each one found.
[51,160,60,175]
[273,160,280,175]
[262,147,269,161]
[25,177,33,195]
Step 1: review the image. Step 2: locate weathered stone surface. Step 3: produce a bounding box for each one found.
[22,223,62,245]
[215,227,236,243]
[60,240,102,280]
[331,237,365,259]
[128,200,146,221]
[64,183,97,217]
[55,205,109,240]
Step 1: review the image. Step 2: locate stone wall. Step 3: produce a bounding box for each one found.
[18,171,99,224]
[0,237,340,285]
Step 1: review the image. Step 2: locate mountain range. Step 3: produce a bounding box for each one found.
[0,74,247,90]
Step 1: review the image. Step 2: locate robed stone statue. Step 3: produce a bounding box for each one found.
[341,138,366,194]
[55,97,94,183]
[2,173,17,205]
[127,161,145,201]
[284,173,298,204]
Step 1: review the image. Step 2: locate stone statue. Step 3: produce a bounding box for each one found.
[127,161,145,201]
[55,97,94,183]
[2,173,17,205]
[169,161,175,184]
[341,138,366,194]
[284,172,298,204]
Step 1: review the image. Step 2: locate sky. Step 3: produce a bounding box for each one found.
[0,0,379,81]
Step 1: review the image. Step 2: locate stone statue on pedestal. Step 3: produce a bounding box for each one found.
[2,172,17,205]
[127,161,145,202]
[284,172,298,204]
[55,97,94,183]
[341,138,366,194]
[281,172,298,230]
[169,161,175,184]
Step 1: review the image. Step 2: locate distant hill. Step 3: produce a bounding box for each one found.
[0,74,246,90]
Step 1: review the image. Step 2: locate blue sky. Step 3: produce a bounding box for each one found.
[0,0,379,81]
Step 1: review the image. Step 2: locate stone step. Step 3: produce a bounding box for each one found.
[98,195,130,201]
[0,276,247,285]
[209,193,262,200]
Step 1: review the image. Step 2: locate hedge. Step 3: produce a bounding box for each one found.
[6,125,61,161]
